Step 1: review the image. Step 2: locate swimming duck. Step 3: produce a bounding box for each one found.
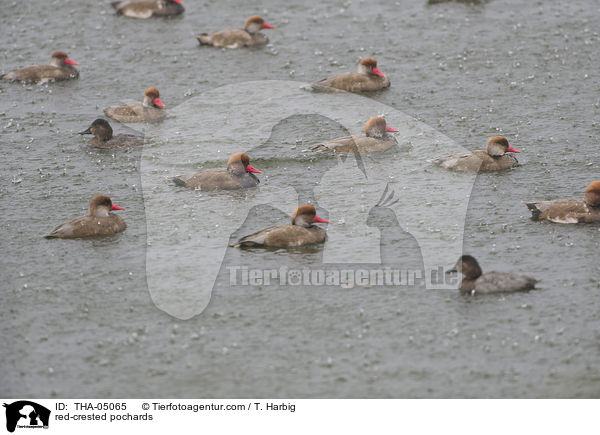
[448,255,538,294]
[525,181,600,223]
[196,15,276,48]
[431,136,520,172]
[232,205,329,248]
[104,87,166,123]
[310,117,399,153]
[1,51,79,83]
[311,58,390,93]
[79,119,143,149]
[44,194,126,238]
[172,152,261,190]
[111,0,184,19]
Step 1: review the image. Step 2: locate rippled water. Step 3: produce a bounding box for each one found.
[1,0,599,398]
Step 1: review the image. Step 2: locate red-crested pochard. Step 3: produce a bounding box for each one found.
[448,255,538,294]
[2,51,79,83]
[310,117,399,153]
[172,152,261,190]
[312,58,391,93]
[79,119,144,149]
[525,181,600,224]
[431,136,520,172]
[104,87,166,123]
[44,194,126,238]
[111,0,184,19]
[196,15,276,48]
[233,205,329,248]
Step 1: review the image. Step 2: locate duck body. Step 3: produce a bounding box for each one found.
[172,152,261,190]
[104,103,165,123]
[314,72,390,93]
[525,181,600,223]
[460,271,538,294]
[310,117,398,153]
[173,168,260,190]
[233,205,329,248]
[450,255,537,294]
[235,224,327,248]
[2,51,79,83]
[432,149,518,172]
[79,119,143,149]
[111,0,184,18]
[44,194,126,238]
[431,136,520,172]
[312,58,390,93]
[196,16,275,48]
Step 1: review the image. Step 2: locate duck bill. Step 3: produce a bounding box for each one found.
[246,164,262,174]
[172,0,183,4]
[79,127,92,135]
[371,67,385,77]
[507,146,520,153]
[262,22,276,29]
[445,268,457,275]
[313,215,330,224]
[385,125,399,133]
[64,58,79,66]
[153,97,166,108]
[111,204,125,211]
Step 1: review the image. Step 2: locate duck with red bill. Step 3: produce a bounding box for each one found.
[430,136,521,172]
[196,15,277,48]
[44,194,126,238]
[309,117,399,153]
[171,152,262,190]
[111,0,185,19]
[1,51,80,83]
[104,87,167,123]
[311,57,391,93]
[232,205,330,248]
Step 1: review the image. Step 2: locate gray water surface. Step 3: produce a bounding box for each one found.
[1,0,599,398]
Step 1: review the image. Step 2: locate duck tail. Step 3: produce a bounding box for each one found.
[525,202,541,220]
[196,33,212,45]
[171,176,187,187]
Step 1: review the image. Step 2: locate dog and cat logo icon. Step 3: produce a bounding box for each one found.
[3,401,50,432]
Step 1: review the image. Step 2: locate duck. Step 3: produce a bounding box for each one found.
[44,194,126,238]
[525,181,600,224]
[447,255,538,294]
[196,15,276,48]
[1,51,79,84]
[431,136,520,172]
[79,119,143,149]
[111,0,184,19]
[310,117,399,153]
[172,152,261,190]
[232,205,329,248]
[311,58,390,93]
[104,87,166,123]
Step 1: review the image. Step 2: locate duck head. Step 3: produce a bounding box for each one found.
[585,181,600,207]
[79,118,113,142]
[245,16,276,34]
[364,117,399,138]
[291,205,330,227]
[143,87,165,108]
[486,136,519,157]
[447,255,483,280]
[50,51,79,67]
[357,57,385,77]
[226,152,262,176]
[88,194,125,217]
